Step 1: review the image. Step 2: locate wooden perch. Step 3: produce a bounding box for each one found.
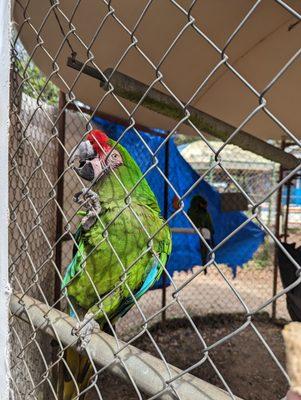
[67,58,300,170]
[10,292,243,400]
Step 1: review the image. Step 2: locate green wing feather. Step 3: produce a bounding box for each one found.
[63,203,170,326]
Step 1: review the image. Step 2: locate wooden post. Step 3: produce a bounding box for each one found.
[54,91,66,309]
[272,139,285,320]
[52,91,67,388]
[162,137,170,323]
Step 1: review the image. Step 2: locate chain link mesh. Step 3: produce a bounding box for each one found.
[9,1,301,399]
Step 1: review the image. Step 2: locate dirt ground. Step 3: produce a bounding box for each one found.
[88,238,299,399]
[117,231,300,337]
[87,313,288,400]
[117,263,290,338]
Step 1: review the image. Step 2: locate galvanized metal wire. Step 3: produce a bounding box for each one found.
[9,1,301,399]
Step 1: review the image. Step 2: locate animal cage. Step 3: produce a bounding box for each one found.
[3,1,301,400]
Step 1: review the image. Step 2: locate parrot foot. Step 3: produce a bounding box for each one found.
[81,211,99,231]
[74,187,101,230]
[73,312,99,350]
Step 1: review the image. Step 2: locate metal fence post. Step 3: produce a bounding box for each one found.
[283,178,292,243]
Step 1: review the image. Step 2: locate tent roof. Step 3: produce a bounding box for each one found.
[14,0,301,141]
[180,140,275,171]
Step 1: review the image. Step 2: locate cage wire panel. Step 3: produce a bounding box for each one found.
[9,92,58,398]
[178,140,287,317]
[63,113,281,332]
[56,101,290,337]
[8,1,301,400]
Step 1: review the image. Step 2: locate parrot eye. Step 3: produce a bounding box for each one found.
[109,150,122,162]
[105,149,123,170]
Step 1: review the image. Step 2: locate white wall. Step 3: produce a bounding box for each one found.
[0,0,10,398]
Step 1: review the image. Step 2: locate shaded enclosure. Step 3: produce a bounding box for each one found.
[7,2,301,400]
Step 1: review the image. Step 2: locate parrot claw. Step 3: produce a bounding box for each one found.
[81,212,98,231]
[73,187,99,205]
[74,187,101,230]
[73,312,99,351]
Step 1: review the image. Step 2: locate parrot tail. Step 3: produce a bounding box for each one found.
[57,347,93,400]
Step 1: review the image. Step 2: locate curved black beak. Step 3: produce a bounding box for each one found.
[75,161,95,181]
[70,141,97,181]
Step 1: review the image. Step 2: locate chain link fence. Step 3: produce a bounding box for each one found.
[8,1,301,400]
[178,139,300,322]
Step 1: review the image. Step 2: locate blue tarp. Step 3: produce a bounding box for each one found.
[282,187,301,205]
[93,116,265,282]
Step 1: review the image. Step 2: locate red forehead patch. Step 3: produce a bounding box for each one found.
[87,129,111,155]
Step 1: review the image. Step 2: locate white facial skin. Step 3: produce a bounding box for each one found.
[91,148,123,179]
[73,143,123,182]
[104,149,123,171]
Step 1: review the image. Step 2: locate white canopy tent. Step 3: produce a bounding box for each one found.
[180,140,275,172]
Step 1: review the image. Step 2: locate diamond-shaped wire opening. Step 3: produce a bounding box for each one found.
[8,1,301,399]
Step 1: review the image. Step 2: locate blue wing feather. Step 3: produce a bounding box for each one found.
[62,226,86,289]
[110,253,167,322]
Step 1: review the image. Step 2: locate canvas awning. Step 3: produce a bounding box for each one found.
[13,1,301,165]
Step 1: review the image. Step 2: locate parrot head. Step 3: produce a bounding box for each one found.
[70,130,123,181]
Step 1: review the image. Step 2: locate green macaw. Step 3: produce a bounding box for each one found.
[59,130,171,400]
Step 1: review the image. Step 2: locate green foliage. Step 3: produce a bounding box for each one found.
[15,43,59,105]
[25,64,59,104]
[19,62,59,105]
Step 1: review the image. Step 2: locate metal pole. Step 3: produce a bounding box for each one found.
[66,102,161,137]
[67,58,299,170]
[162,137,170,323]
[10,293,243,400]
[0,0,11,397]
[272,139,285,320]
[54,91,66,309]
[283,179,292,243]
[171,228,197,234]
[267,167,275,227]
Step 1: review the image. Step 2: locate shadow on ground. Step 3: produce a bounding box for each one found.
[87,313,288,400]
